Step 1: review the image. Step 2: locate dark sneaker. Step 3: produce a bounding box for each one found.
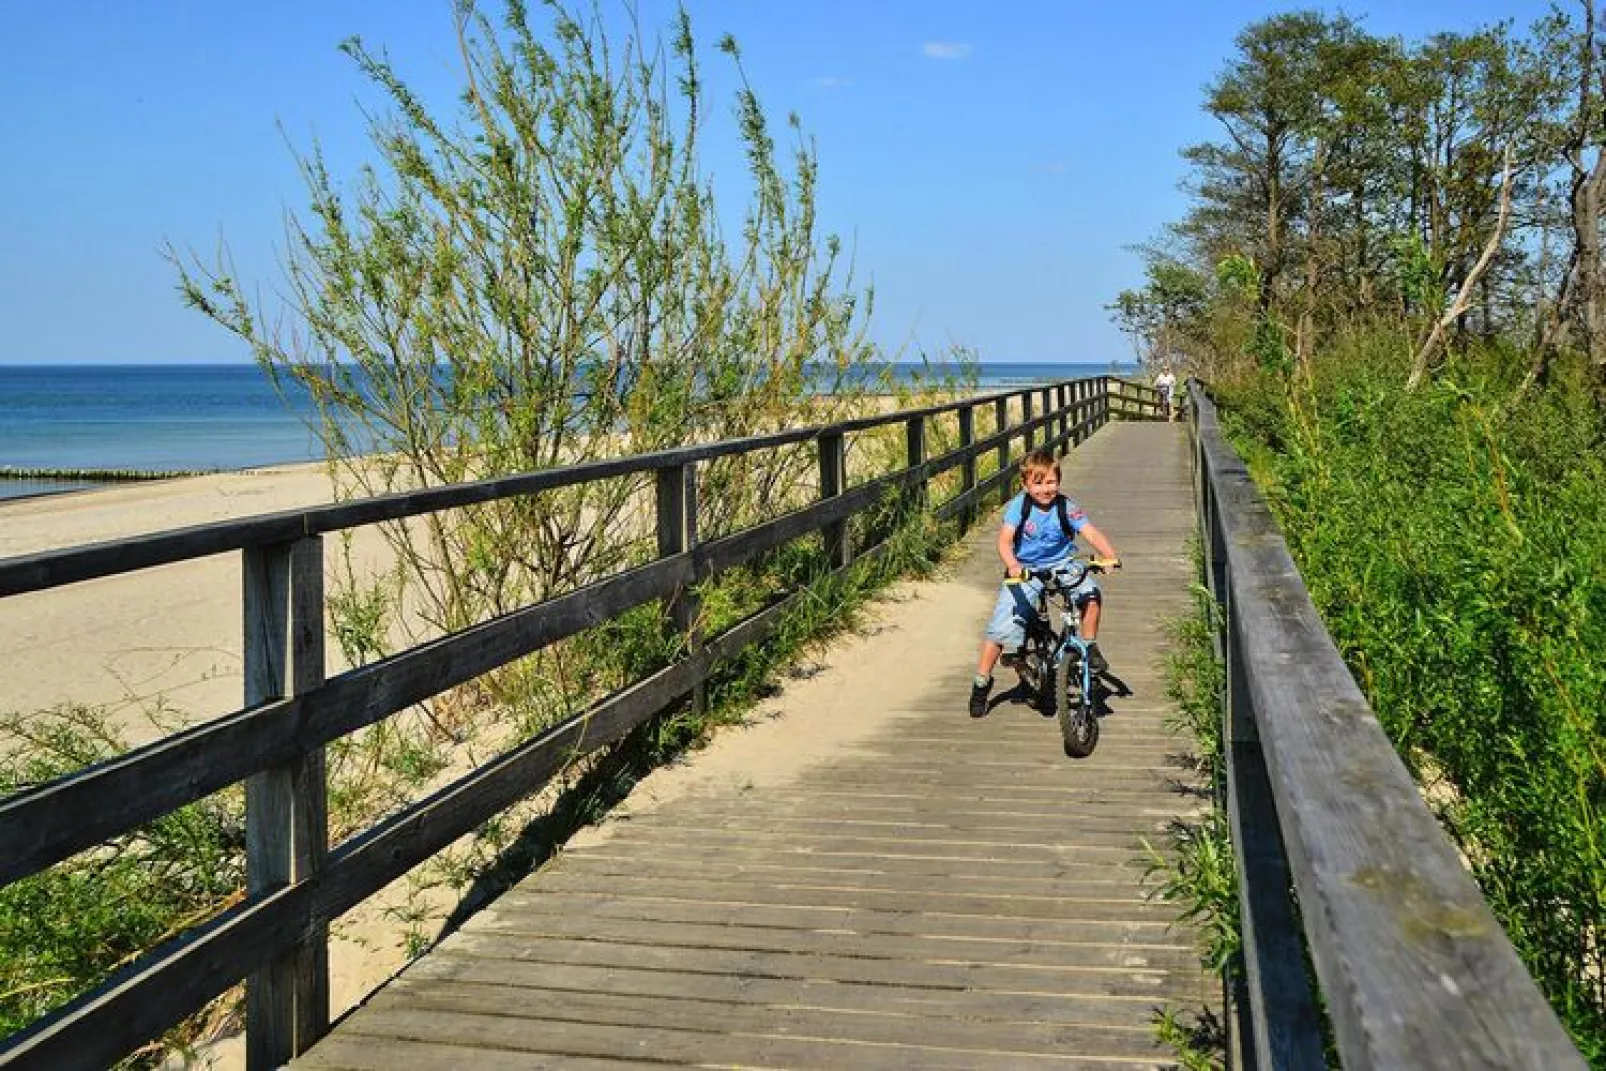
[969,678,992,718]
[1086,642,1109,676]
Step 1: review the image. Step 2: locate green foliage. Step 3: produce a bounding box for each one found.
[1155,1005,1228,1071]
[1148,566,1235,1069]
[0,706,244,1054]
[173,0,894,667]
[1216,330,1606,1063]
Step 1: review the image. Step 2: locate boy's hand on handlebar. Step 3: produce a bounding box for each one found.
[1091,556,1122,571]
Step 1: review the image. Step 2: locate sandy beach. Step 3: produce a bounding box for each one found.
[0,464,346,732]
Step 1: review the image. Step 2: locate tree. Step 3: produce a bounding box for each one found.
[172,1,887,716]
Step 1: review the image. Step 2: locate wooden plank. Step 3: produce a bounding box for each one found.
[244,536,330,1068]
[516,872,1180,922]
[0,553,692,887]
[324,1006,1153,1071]
[359,981,1174,1060]
[295,1034,667,1071]
[392,937,1182,1001]
[461,910,1201,971]
[819,430,851,568]
[957,404,976,529]
[484,889,1184,946]
[404,951,1195,1025]
[1194,392,1586,1069]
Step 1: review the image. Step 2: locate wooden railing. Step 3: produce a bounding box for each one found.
[0,374,1156,1069]
[1188,385,1585,1069]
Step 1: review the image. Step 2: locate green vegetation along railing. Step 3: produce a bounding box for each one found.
[0,375,1164,1069]
[1188,384,1585,1069]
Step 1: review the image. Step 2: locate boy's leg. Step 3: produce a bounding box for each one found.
[1081,599,1100,640]
[976,639,1004,678]
[1079,596,1109,674]
[972,582,1034,716]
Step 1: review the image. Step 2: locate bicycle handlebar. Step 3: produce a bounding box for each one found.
[1006,557,1121,586]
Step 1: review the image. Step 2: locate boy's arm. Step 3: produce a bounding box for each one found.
[997,523,1024,578]
[1079,522,1121,565]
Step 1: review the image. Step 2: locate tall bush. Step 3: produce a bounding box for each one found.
[1215,333,1606,1062]
[174,0,890,652]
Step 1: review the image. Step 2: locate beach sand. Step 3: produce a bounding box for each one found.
[1,458,986,1068]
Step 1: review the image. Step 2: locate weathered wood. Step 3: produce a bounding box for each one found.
[956,405,975,529]
[1223,607,1325,1069]
[401,952,1187,1028]
[993,396,1010,504]
[905,414,926,511]
[817,430,851,567]
[0,553,691,887]
[1193,391,1585,1069]
[244,537,329,1069]
[359,981,1175,1060]
[655,461,699,714]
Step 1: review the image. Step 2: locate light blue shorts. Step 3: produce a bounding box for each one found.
[984,568,1101,649]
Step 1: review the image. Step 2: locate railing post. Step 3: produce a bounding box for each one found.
[244,536,328,1070]
[994,396,1010,505]
[818,431,851,569]
[905,414,927,512]
[957,404,976,530]
[1022,391,1035,451]
[1055,383,1068,444]
[657,463,701,696]
[1040,387,1054,449]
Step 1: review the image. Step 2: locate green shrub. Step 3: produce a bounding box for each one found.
[1217,330,1606,1062]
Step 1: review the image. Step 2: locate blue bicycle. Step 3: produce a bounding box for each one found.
[1004,557,1114,758]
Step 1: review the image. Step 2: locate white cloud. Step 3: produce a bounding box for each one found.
[815,76,852,89]
[1038,162,1067,175]
[922,41,973,60]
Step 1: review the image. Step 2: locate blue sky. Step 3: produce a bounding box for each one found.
[0,1,1557,366]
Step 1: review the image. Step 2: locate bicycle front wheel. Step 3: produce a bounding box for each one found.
[1057,657,1099,758]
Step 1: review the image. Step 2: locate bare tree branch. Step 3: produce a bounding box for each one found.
[1407,146,1515,390]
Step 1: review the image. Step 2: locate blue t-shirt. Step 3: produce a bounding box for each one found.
[1004,492,1087,566]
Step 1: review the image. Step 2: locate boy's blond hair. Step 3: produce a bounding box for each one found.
[1019,449,1059,481]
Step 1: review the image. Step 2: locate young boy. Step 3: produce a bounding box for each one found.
[970,449,1121,717]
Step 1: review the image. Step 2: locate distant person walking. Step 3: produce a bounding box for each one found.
[1153,369,1177,421]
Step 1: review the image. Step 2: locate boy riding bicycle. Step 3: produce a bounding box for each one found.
[970,449,1120,717]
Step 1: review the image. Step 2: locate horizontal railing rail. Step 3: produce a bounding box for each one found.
[0,374,1157,1069]
[1188,382,1584,1069]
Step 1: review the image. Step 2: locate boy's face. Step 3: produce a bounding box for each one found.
[1023,466,1060,507]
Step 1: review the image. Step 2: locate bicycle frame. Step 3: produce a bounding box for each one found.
[1040,577,1094,700]
[1012,558,1104,757]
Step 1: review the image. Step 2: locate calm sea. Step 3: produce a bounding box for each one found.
[0,361,1130,502]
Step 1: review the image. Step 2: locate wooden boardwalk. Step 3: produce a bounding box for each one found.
[294,422,1214,1069]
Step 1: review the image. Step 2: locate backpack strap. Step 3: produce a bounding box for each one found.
[1011,493,1073,554]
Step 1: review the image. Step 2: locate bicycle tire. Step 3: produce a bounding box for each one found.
[1058,657,1099,758]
